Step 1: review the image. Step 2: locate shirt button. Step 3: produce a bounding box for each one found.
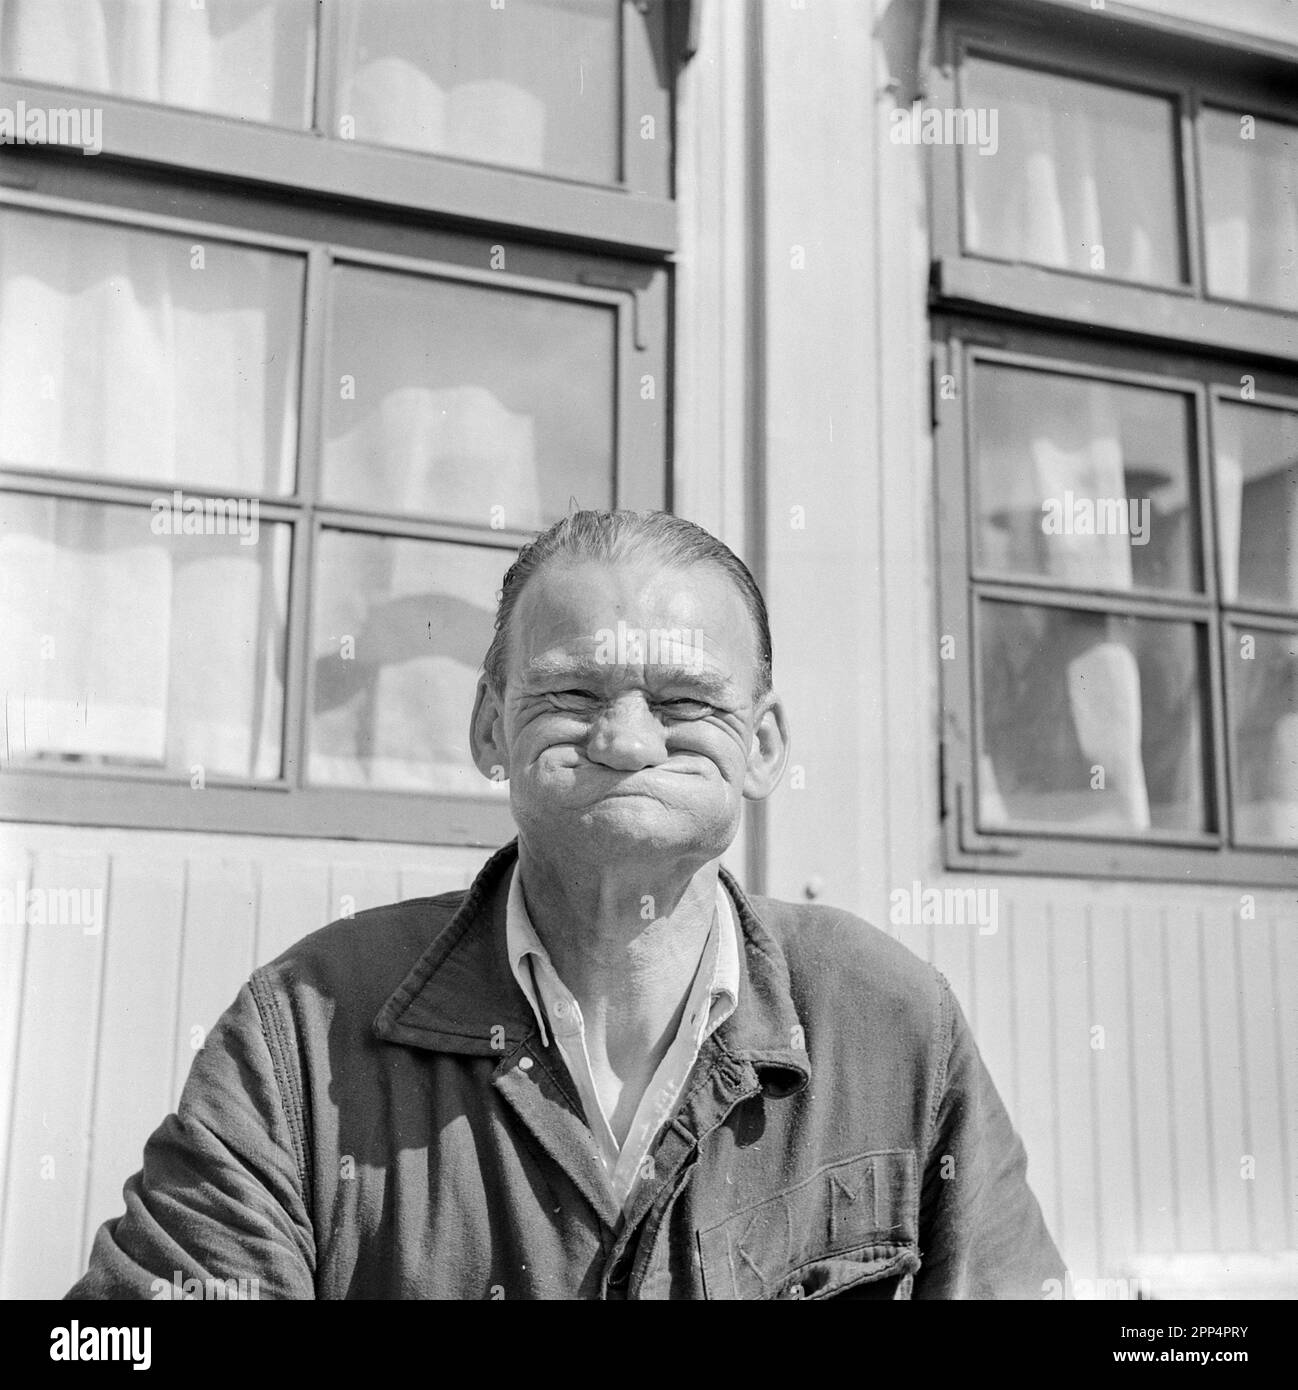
[553,1001,570,1018]
[518,1057,534,1071]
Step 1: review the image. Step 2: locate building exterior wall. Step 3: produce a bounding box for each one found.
[0,0,1293,1299]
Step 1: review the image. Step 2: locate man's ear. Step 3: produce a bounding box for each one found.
[469,675,509,783]
[742,693,790,800]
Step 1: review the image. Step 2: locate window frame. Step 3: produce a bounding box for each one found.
[929,5,1298,363]
[0,149,671,847]
[932,2,1298,886]
[0,0,680,254]
[937,334,1298,888]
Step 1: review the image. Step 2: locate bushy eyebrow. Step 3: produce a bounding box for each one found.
[524,656,737,702]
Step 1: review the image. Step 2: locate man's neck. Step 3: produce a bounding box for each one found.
[514,842,720,1133]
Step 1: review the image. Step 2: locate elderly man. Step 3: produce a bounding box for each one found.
[69,509,1064,1300]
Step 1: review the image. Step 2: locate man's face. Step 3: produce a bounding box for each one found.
[471,557,788,870]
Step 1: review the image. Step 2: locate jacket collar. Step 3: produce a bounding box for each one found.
[372,839,810,1097]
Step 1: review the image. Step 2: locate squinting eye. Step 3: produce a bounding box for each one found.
[548,690,600,711]
[659,698,713,720]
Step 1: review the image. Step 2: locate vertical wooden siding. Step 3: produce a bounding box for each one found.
[896,887,1297,1287]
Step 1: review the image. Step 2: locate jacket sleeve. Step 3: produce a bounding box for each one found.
[913,977,1067,1299]
[66,977,317,1300]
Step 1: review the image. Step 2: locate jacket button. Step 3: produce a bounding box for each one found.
[607,1255,633,1289]
[785,1282,805,1299]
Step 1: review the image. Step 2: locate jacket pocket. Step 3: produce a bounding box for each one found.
[696,1149,919,1300]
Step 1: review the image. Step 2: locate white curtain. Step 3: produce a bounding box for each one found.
[309,531,503,794]
[965,59,1178,285]
[332,0,618,181]
[1203,111,1298,311]
[0,0,311,127]
[0,211,292,778]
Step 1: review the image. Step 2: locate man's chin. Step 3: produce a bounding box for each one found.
[515,794,733,861]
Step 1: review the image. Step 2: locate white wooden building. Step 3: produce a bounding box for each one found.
[0,0,1294,1298]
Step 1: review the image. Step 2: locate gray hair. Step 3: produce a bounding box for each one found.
[483,510,773,697]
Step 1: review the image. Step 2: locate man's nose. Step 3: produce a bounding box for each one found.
[585,694,668,771]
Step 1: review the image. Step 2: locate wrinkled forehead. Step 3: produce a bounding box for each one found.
[507,556,761,688]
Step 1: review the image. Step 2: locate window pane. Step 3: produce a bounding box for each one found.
[973,363,1200,593]
[323,265,615,530]
[0,0,315,128]
[309,530,508,795]
[0,208,303,495]
[977,601,1208,835]
[1229,625,1298,846]
[334,0,619,183]
[1215,399,1298,609]
[1202,108,1298,311]
[0,492,288,779]
[961,57,1185,286]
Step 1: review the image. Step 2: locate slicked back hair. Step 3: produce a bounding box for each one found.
[483,509,773,698]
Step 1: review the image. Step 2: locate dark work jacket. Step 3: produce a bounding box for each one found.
[68,840,1065,1300]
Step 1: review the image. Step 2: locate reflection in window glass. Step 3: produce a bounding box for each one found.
[978,602,1207,834]
[973,364,1199,593]
[1215,399,1298,609]
[1230,626,1298,846]
[1202,108,1298,311]
[0,0,315,128]
[962,57,1185,286]
[0,493,288,778]
[334,0,619,182]
[309,530,509,794]
[0,209,303,495]
[323,265,615,530]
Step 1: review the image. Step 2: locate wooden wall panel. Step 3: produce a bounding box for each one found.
[255,858,330,967]
[82,856,185,1266]
[1089,904,1139,1278]
[0,850,108,1298]
[1012,902,1064,1259]
[1201,904,1253,1251]
[1127,908,1179,1254]
[169,858,258,1109]
[0,843,31,1208]
[1238,909,1290,1251]
[1271,912,1298,1253]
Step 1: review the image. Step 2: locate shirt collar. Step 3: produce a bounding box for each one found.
[505,862,740,1050]
[372,839,809,1098]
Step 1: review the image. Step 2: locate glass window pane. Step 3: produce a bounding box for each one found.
[0,492,288,779]
[0,0,315,128]
[1215,399,1298,609]
[1202,108,1298,311]
[961,57,1185,286]
[334,0,619,183]
[973,363,1200,593]
[1229,625,1298,846]
[323,265,615,530]
[309,530,508,795]
[0,208,303,495]
[977,601,1209,835]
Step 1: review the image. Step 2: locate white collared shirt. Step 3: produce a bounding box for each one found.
[505,864,739,1210]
